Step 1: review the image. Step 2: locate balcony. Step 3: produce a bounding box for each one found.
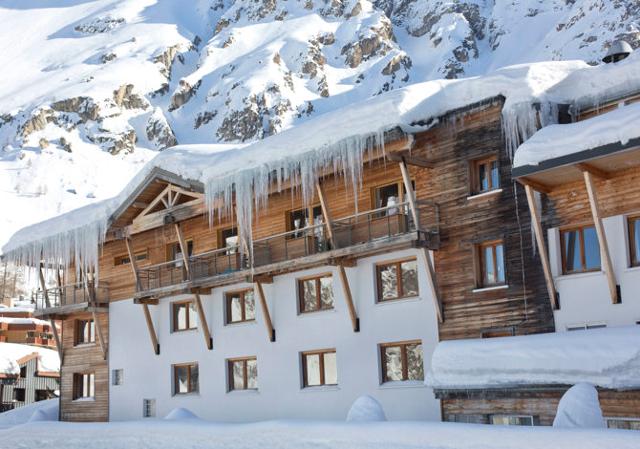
[134,201,439,299]
[33,282,109,318]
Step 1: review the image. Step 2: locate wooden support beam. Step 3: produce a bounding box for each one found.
[582,170,620,303]
[38,263,63,362]
[337,264,359,332]
[399,160,443,323]
[524,184,559,310]
[517,177,552,194]
[124,236,141,291]
[575,163,611,180]
[193,293,213,350]
[92,310,108,360]
[142,304,160,355]
[316,182,336,249]
[255,281,275,342]
[174,222,191,278]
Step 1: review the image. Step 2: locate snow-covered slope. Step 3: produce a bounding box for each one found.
[0,0,638,250]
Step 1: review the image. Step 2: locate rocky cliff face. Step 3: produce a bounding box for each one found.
[0,0,638,247]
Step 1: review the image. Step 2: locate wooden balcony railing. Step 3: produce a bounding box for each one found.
[133,201,439,295]
[34,282,109,310]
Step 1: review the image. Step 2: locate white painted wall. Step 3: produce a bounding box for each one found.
[109,248,441,422]
[549,214,640,330]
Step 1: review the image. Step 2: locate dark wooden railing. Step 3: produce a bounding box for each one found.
[34,282,109,310]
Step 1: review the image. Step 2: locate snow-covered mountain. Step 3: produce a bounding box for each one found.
[0,0,638,249]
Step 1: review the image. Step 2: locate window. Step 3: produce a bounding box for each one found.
[112,369,124,386]
[606,417,640,430]
[114,251,148,266]
[372,181,414,216]
[490,415,534,426]
[470,156,500,194]
[567,322,607,331]
[166,240,193,263]
[302,349,337,387]
[628,216,640,267]
[477,240,505,287]
[173,363,198,395]
[287,205,323,237]
[75,319,95,345]
[481,327,515,338]
[218,227,239,254]
[35,390,52,402]
[560,225,600,274]
[13,388,25,402]
[380,340,424,383]
[172,301,198,332]
[298,274,334,313]
[19,366,27,378]
[73,373,95,400]
[225,289,256,324]
[143,399,156,418]
[376,258,419,301]
[227,357,258,391]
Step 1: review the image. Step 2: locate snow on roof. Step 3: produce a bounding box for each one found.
[425,326,640,390]
[0,316,51,327]
[3,54,640,272]
[513,101,640,168]
[0,343,60,376]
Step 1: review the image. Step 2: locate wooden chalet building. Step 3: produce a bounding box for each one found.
[0,306,59,348]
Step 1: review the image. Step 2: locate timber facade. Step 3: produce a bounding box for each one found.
[15,88,639,425]
[0,353,58,412]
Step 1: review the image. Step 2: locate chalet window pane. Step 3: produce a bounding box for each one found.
[246,359,258,389]
[14,388,25,402]
[244,291,256,320]
[323,352,337,385]
[229,295,243,322]
[491,415,534,426]
[495,244,505,283]
[631,217,640,266]
[189,365,199,393]
[177,305,187,330]
[606,418,640,430]
[484,246,496,284]
[479,163,489,191]
[302,279,317,312]
[379,264,398,300]
[401,260,419,297]
[375,183,400,209]
[305,354,321,386]
[320,277,334,309]
[175,366,189,394]
[231,361,244,390]
[406,343,424,381]
[76,320,95,344]
[563,230,582,272]
[583,227,601,270]
[490,160,500,189]
[383,346,403,381]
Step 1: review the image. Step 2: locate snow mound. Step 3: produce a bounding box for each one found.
[553,383,605,429]
[164,407,199,421]
[0,399,58,428]
[346,395,387,422]
[426,326,640,390]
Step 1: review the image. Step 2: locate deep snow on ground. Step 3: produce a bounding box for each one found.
[0,418,639,449]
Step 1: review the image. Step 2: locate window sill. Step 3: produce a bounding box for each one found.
[467,189,503,201]
[224,320,257,328]
[227,389,259,395]
[472,285,508,293]
[556,270,604,282]
[300,385,340,393]
[72,397,95,403]
[171,328,198,334]
[624,265,640,274]
[73,343,96,348]
[298,308,337,318]
[378,380,426,390]
[172,392,200,397]
[375,296,422,306]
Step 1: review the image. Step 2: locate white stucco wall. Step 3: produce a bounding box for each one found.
[109,248,441,422]
[549,214,640,330]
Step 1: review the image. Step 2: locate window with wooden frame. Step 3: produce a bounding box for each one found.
[13,388,26,402]
[173,363,198,395]
[172,301,198,332]
[166,240,193,263]
[606,417,640,430]
[470,155,500,195]
[225,289,256,324]
[73,372,95,400]
[75,319,95,345]
[560,225,601,274]
[476,240,506,287]
[301,349,337,387]
[114,251,148,267]
[371,180,414,216]
[218,227,239,254]
[227,357,258,391]
[376,258,419,301]
[490,415,534,426]
[298,274,334,313]
[286,205,323,238]
[380,340,424,383]
[628,216,640,267]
